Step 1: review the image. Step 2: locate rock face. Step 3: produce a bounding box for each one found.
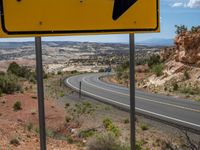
[174,29,200,66]
[160,47,176,61]
[144,30,200,92]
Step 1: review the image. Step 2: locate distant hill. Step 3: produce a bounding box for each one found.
[137,38,174,46]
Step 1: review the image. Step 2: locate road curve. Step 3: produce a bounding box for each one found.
[65,73,200,133]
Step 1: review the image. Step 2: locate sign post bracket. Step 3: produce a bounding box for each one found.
[35,37,47,150]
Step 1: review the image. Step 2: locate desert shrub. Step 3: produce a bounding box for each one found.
[151,63,164,76]
[13,101,22,111]
[87,132,118,150]
[7,62,21,76]
[65,115,72,123]
[184,70,190,80]
[175,25,188,34]
[140,123,149,131]
[0,73,21,94]
[74,101,94,115]
[10,138,20,146]
[57,71,62,75]
[136,142,143,150]
[60,90,65,97]
[179,86,200,95]
[65,103,70,108]
[136,58,149,66]
[87,132,129,150]
[172,83,179,91]
[7,62,36,83]
[46,129,56,138]
[34,127,39,134]
[71,70,77,74]
[31,96,37,99]
[98,68,105,72]
[27,122,33,131]
[148,54,161,67]
[66,136,74,144]
[79,129,96,138]
[103,118,120,137]
[115,60,129,80]
[123,118,129,124]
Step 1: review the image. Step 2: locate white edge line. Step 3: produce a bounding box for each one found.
[83,76,200,113]
[66,77,200,129]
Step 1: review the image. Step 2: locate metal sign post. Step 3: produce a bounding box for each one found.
[35,37,46,150]
[129,33,136,150]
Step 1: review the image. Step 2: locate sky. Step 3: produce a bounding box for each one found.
[0,0,200,43]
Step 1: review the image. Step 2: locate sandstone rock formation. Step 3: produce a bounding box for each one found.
[174,29,200,66]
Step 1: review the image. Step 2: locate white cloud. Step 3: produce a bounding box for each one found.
[172,0,200,8]
[186,0,200,8]
[172,2,184,7]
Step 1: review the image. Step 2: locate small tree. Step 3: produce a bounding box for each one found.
[151,64,164,76]
[175,25,188,35]
[191,26,200,33]
[148,54,161,67]
[7,62,21,76]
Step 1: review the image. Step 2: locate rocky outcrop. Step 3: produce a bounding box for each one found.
[174,29,200,66]
[160,47,176,61]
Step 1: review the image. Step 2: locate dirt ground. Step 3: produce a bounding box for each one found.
[0,92,79,150]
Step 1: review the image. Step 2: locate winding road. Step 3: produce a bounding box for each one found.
[65,73,200,133]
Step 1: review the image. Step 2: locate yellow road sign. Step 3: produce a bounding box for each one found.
[0,0,159,37]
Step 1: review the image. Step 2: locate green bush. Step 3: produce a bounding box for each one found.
[7,62,21,76]
[123,118,129,124]
[179,86,200,95]
[65,115,72,123]
[60,90,65,97]
[10,138,20,146]
[66,136,74,144]
[148,54,161,67]
[140,123,149,131]
[99,68,105,72]
[103,118,120,137]
[172,83,179,91]
[79,129,96,138]
[7,62,36,83]
[115,60,129,80]
[87,132,118,150]
[151,63,164,76]
[65,103,70,108]
[46,129,56,138]
[0,73,21,94]
[13,101,22,111]
[191,25,200,33]
[87,132,129,150]
[27,122,33,131]
[57,71,62,75]
[184,70,190,80]
[175,25,188,34]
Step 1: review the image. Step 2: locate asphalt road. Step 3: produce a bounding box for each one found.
[65,73,200,132]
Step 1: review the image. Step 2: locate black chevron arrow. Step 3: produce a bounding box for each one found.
[113,0,138,20]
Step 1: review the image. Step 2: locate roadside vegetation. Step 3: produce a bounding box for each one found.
[1,60,199,149]
[110,25,200,102]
